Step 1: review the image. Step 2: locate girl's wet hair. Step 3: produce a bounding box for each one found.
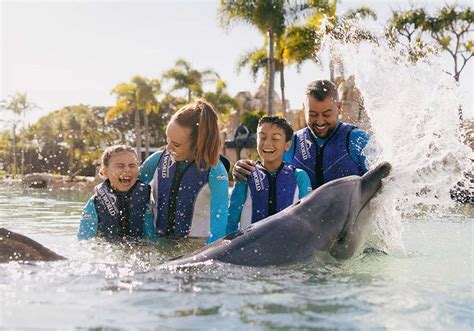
[101,145,138,167]
[172,98,220,170]
[258,116,294,142]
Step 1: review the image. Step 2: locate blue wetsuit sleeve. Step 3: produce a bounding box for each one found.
[77,197,98,240]
[138,150,163,184]
[283,134,297,163]
[349,129,369,174]
[227,181,248,234]
[207,161,230,244]
[142,200,158,242]
[294,169,312,199]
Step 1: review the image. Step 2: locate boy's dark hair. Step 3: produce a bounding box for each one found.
[101,145,137,167]
[305,80,339,102]
[258,116,294,142]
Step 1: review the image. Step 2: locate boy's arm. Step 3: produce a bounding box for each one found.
[207,161,229,244]
[294,168,312,199]
[227,181,248,234]
[138,150,163,184]
[77,197,99,240]
[349,129,369,173]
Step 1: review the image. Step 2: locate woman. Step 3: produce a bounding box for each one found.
[139,99,229,243]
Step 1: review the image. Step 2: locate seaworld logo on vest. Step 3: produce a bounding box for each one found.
[252,170,266,192]
[97,186,118,217]
[299,133,313,160]
[216,175,227,181]
[161,152,175,179]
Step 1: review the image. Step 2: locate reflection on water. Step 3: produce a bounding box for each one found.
[0,185,472,329]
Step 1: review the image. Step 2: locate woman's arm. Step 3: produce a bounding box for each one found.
[138,150,163,184]
[207,161,230,244]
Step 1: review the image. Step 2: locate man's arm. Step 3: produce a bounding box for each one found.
[283,134,297,163]
[349,129,369,173]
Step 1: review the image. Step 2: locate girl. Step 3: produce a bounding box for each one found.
[139,99,229,244]
[78,145,157,241]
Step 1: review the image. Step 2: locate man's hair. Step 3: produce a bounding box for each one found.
[305,80,339,102]
[101,145,137,167]
[258,116,294,142]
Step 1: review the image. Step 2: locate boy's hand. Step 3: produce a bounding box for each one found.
[232,159,256,182]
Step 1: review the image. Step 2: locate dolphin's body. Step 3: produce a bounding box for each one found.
[0,162,390,266]
[0,228,65,262]
[166,162,391,267]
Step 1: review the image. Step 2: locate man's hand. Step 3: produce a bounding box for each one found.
[232,159,256,182]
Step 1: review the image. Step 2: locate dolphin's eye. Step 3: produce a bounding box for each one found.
[337,231,347,244]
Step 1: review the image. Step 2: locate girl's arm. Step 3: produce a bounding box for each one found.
[77,197,99,240]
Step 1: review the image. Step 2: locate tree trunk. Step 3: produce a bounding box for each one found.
[280,66,286,117]
[134,109,142,162]
[268,30,275,115]
[12,124,17,177]
[144,110,150,158]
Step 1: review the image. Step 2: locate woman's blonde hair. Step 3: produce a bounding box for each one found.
[172,99,220,170]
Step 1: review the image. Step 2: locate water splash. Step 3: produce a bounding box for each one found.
[319,22,472,253]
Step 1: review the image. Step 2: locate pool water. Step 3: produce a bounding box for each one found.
[0,186,472,329]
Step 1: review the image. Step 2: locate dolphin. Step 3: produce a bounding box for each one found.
[0,228,65,262]
[166,162,391,267]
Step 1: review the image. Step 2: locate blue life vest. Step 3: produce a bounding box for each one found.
[247,162,297,223]
[154,150,210,237]
[292,123,362,188]
[94,180,150,240]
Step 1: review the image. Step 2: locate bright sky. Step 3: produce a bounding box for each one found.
[1,0,472,129]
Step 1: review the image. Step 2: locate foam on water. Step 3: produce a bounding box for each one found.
[318,21,472,253]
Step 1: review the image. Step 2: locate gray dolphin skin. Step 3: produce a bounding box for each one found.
[166,162,391,267]
[0,228,65,262]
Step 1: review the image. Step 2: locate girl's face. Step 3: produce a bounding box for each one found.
[166,120,194,162]
[101,151,139,192]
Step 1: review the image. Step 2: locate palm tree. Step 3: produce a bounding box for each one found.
[0,92,35,176]
[219,0,286,115]
[107,76,160,160]
[283,2,377,82]
[163,59,219,103]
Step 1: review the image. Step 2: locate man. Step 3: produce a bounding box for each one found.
[233,80,369,189]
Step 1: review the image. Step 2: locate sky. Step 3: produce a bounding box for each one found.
[1,0,473,129]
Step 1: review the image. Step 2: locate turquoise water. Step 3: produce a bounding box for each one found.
[0,185,472,329]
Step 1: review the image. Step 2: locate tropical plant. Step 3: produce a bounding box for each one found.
[163,59,219,102]
[283,2,377,81]
[219,0,287,115]
[203,79,239,123]
[107,76,161,160]
[0,92,36,176]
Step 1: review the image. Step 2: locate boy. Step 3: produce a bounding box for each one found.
[78,145,157,241]
[227,116,312,233]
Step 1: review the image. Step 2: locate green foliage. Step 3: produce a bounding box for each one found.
[388,5,473,81]
[241,109,266,134]
[163,59,219,102]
